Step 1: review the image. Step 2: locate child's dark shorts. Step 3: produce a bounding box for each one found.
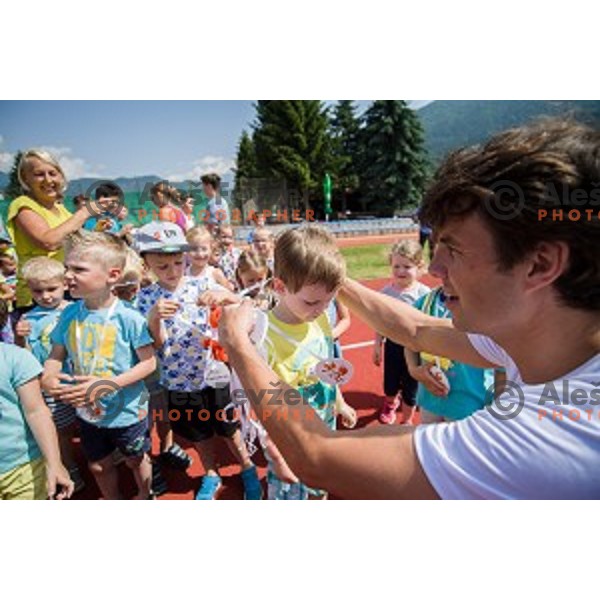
[383,339,417,406]
[78,418,151,463]
[162,385,240,442]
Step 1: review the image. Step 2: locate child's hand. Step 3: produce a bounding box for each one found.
[197,290,239,307]
[42,372,75,396]
[15,317,32,339]
[149,299,180,321]
[0,282,16,302]
[337,400,357,429]
[409,362,449,397]
[51,375,107,406]
[372,345,382,367]
[46,463,74,500]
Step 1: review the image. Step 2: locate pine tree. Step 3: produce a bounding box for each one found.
[233,130,258,212]
[5,151,24,200]
[329,101,361,212]
[252,101,332,212]
[357,101,430,215]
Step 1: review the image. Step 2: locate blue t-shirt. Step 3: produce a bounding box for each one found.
[25,304,70,365]
[50,299,153,428]
[0,343,43,474]
[414,288,494,420]
[83,215,121,234]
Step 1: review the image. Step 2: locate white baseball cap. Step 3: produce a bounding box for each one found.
[132,221,191,254]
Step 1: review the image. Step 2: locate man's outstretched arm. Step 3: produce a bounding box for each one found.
[339,278,496,368]
[221,302,440,500]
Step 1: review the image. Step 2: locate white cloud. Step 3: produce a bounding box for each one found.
[0,151,14,172]
[0,135,14,171]
[0,141,105,179]
[165,155,235,182]
[39,146,104,180]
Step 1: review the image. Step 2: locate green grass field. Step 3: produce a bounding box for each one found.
[340,244,390,281]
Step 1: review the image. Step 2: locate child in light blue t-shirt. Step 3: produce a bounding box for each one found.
[0,299,72,500]
[42,231,157,499]
[405,287,498,422]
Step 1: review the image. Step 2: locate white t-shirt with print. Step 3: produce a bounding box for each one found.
[414,334,600,499]
[137,276,223,391]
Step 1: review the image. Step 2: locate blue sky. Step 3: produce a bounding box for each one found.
[0,101,431,181]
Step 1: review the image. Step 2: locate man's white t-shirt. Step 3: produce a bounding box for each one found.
[414,334,600,499]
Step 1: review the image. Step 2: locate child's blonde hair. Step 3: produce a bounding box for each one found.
[21,257,65,284]
[186,225,213,246]
[235,249,272,289]
[18,149,67,194]
[389,239,426,269]
[65,231,127,271]
[252,226,274,242]
[118,247,144,285]
[274,225,345,293]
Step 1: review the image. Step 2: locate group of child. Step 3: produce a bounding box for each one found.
[1,197,499,500]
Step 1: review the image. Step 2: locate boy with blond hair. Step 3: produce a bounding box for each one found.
[261,225,351,499]
[42,231,157,499]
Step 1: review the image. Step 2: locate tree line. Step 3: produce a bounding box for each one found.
[234,100,430,218]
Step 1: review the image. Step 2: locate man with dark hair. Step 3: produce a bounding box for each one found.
[201,172,230,230]
[219,118,600,499]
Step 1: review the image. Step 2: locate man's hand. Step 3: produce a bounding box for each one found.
[218,299,255,352]
[198,290,239,307]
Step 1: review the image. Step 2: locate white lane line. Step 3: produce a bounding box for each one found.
[340,340,375,351]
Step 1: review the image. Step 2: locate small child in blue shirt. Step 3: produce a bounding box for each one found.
[14,257,84,491]
[405,286,499,422]
[42,231,157,499]
[0,299,73,500]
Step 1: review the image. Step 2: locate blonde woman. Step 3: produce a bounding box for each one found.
[7,149,103,312]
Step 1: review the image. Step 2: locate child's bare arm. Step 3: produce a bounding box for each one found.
[331,299,351,340]
[41,345,69,392]
[111,344,157,388]
[214,268,234,291]
[19,377,73,499]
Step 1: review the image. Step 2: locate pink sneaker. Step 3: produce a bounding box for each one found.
[379,398,399,424]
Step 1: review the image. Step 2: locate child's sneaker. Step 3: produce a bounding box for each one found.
[241,465,263,500]
[379,398,399,425]
[159,443,193,471]
[195,474,222,500]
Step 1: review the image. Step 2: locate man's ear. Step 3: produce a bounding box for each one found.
[525,241,570,291]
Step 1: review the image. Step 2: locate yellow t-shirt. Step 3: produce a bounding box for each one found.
[7,195,72,307]
[265,311,337,429]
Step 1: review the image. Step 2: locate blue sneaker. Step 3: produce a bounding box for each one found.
[241,465,263,500]
[195,474,222,500]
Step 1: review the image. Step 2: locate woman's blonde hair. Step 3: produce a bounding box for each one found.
[18,149,67,195]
